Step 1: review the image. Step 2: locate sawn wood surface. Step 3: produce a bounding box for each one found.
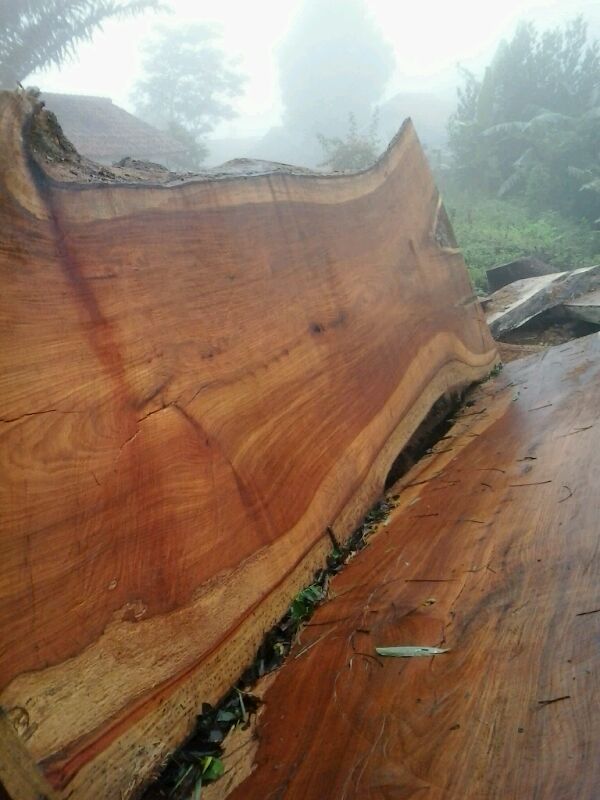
[225,334,600,800]
[0,91,495,799]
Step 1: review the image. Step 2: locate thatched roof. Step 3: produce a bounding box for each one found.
[41,93,187,167]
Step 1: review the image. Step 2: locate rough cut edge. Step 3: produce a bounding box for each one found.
[16,89,414,188]
[563,289,600,325]
[496,341,545,363]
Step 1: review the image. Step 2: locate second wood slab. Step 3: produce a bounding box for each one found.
[225,334,600,800]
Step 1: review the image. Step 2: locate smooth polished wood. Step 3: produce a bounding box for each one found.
[0,91,496,800]
[226,334,600,800]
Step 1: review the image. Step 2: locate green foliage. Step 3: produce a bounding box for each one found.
[279,0,394,138]
[0,0,160,88]
[482,17,598,122]
[483,107,600,220]
[290,584,324,623]
[317,112,380,171]
[199,755,224,783]
[443,186,600,291]
[448,16,600,218]
[132,23,245,168]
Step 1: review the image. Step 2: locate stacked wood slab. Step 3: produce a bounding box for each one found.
[485,264,600,336]
[0,92,496,800]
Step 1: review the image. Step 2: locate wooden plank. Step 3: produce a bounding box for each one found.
[485,265,600,336]
[225,334,600,800]
[564,288,600,325]
[486,255,555,292]
[0,91,496,800]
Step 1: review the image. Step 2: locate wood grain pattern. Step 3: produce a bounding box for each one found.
[0,91,496,800]
[226,334,600,800]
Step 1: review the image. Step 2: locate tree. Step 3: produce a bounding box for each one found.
[448,16,600,217]
[0,0,160,89]
[318,112,380,171]
[482,108,600,220]
[132,24,245,167]
[165,120,208,171]
[279,0,394,139]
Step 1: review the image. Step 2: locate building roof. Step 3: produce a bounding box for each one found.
[41,93,186,164]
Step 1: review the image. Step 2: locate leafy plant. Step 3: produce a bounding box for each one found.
[290,584,324,623]
[317,111,380,171]
[0,0,161,88]
[199,755,224,782]
[448,16,600,218]
[441,184,600,291]
[481,107,600,220]
[146,497,396,798]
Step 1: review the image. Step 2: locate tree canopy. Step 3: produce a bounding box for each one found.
[448,17,600,221]
[279,0,394,138]
[0,0,159,88]
[132,23,245,167]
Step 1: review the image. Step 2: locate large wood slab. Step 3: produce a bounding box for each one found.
[226,334,600,800]
[0,91,495,800]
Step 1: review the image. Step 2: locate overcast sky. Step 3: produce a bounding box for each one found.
[29,0,599,139]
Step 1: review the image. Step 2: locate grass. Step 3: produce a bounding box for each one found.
[440,186,600,292]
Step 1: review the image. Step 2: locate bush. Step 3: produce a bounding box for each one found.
[441,186,600,291]
[317,112,380,171]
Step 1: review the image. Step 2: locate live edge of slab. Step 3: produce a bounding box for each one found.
[223,334,600,800]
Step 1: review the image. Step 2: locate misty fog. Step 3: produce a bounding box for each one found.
[10,0,599,166]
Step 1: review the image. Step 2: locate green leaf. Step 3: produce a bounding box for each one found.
[290,584,324,622]
[201,756,225,782]
[192,778,203,800]
[375,646,450,657]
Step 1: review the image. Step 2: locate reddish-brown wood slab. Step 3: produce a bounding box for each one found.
[225,334,600,800]
[0,91,495,800]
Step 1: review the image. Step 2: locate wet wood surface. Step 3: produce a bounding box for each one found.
[485,265,600,337]
[226,334,600,800]
[564,288,600,326]
[0,91,496,800]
